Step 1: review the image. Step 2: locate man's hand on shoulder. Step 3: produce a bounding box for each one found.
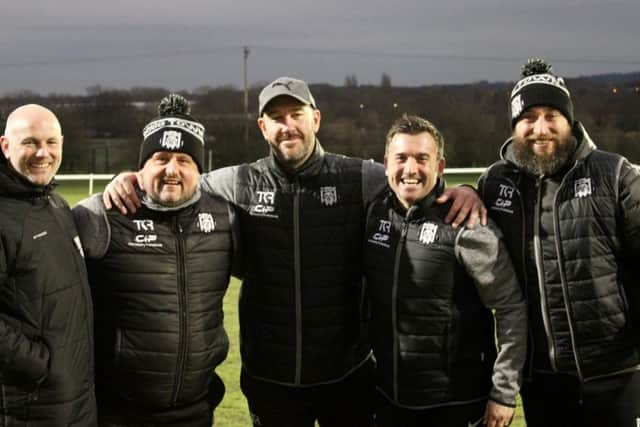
[437,184,487,229]
[103,172,142,214]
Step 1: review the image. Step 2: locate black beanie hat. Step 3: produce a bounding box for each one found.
[509,58,574,129]
[139,94,205,172]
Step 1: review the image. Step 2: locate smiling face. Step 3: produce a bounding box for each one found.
[385,131,445,210]
[140,151,200,207]
[512,105,576,176]
[257,96,320,172]
[1,104,63,186]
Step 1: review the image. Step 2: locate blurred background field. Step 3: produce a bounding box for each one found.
[58,173,527,427]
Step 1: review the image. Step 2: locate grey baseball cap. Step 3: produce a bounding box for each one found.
[258,77,317,116]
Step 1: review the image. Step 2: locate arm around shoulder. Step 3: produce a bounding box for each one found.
[455,221,527,406]
[199,166,239,204]
[72,194,111,259]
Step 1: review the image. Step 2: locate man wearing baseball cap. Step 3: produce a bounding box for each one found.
[478,59,640,427]
[74,94,238,426]
[104,77,486,426]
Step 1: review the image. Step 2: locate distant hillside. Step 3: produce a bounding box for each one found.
[1,69,639,173]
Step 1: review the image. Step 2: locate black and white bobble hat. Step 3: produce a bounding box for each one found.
[509,58,574,128]
[139,94,205,172]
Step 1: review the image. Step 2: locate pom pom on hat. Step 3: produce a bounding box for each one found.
[158,93,191,117]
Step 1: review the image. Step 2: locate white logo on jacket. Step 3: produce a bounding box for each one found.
[73,236,85,258]
[368,219,392,248]
[197,213,216,233]
[319,186,338,206]
[250,190,278,218]
[419,222,438,245]
[133,219,154,231]
[490,184,515,214]
[129,219,162,248]
[574,177,592,198]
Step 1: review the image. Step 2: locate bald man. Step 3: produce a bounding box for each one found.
[0,105,97,426]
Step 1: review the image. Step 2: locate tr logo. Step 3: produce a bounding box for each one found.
[256,191,275,205]
[133,219,154,231]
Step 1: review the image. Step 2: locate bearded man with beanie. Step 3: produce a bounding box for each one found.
[73,94,239,426]
[478,59,640,426]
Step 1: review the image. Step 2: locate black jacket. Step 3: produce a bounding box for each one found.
[73,192,236,415]
[478,123,640,381]
[0,160,96,426]
[201,142,386,386]
[364,181,526,408]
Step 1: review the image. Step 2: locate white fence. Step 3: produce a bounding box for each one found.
[56,168,488,195]
[56,174,114,195]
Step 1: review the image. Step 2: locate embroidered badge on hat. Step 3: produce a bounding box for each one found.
[160,130,183,150]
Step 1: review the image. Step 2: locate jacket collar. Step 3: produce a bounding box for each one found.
[267,139,326,179]
[384,178,445,220]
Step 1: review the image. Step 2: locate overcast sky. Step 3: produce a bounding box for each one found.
[2,0,639,96]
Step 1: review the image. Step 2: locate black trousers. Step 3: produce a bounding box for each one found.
[240,358,375,427]
[521,369,640,427]
[373,395,486,427]
[97,372,224,427]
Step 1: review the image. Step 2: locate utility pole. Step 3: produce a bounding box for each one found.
[243,46,250,155]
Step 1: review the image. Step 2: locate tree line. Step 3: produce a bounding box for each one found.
[1,72,639,173]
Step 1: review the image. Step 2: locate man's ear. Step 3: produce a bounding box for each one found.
[257,116,268,138]
[437,157,446,177]
[312,108,321,132]
[0,136,10,159]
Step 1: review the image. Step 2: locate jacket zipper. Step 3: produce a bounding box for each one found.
[553,166,584,380]
[171,220,188,403]
[293,184,303,385]
[392,220,409,401]
[513,181,536,380]
[532,177,558,371]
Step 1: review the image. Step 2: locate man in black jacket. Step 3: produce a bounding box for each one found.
[0,104,97,426]
[73,95,238,427]
[365,114,526,427]
[478,59,640,426]
[103,78,486,427]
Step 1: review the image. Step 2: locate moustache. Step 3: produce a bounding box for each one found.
[277,131,303,142]
[525,135,557,144]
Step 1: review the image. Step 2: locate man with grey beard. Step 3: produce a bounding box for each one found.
[478,58,640,427]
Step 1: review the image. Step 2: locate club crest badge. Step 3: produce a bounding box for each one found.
[197,213,216,233]
[419,222,438,245]
[574,177,592,198]
[160,130,183,150]
[320,186,338,206]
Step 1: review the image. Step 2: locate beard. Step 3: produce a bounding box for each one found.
[511,134,577,177]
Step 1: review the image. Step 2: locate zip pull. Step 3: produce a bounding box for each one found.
[400,222,409,238]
